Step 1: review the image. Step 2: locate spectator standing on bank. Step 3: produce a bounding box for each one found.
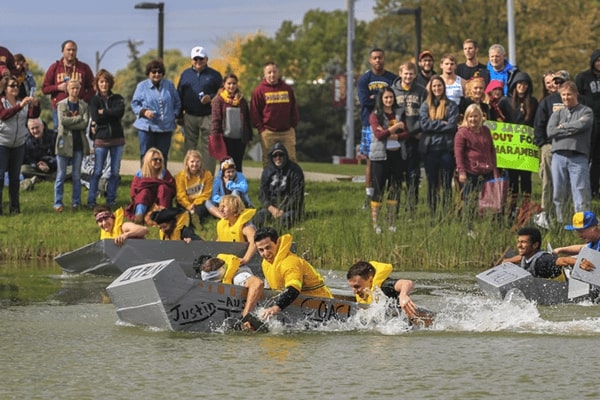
[456,39,490,84]
[211,73,253,171]
[541,70,557,101]
[575,49,600,197]
[439,54,465,106]
[357,48,397,210]
[178,46,223,174]
[415,50,436,88]
[486,44,519,96]
[547,81,594,224]
[87,69,125,209]
[0,75,40,215]
[131,59,180,167]
[14,53,36,99]
[251,62,299,166]
[42,40,94,129]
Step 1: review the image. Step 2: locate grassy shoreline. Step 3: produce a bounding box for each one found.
[1,161,582,272]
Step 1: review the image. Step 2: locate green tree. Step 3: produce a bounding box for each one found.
[239,9,368,161]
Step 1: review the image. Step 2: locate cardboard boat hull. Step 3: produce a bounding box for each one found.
[55,239,261,277]
[106,259,364,332]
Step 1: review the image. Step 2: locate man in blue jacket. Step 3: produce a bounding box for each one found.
[177,46,223,174]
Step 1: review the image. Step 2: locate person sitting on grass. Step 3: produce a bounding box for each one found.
[93,205,148,247]
[207,158,254,211]
[125,147,175,224]
[175,149,217,223]
[150,207,201,244]
[217,194,257,265]
[197,255,264,328]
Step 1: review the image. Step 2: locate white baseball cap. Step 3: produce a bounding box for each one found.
[190,46,207,59]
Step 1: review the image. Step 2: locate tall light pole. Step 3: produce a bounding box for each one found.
[345,0,355,159]
[96,39,144,72]
[134,2,164,60]
[391,7,422,63]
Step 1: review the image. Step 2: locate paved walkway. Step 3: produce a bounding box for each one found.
[119,159,350,182]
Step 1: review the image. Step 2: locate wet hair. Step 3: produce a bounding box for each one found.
[145,59,165,75]
[517,227,542,250]
[254,227,279,243]
[220,194,244,217]
[200,257,225,273]
[347,261,376,280]
[94,69,114,92]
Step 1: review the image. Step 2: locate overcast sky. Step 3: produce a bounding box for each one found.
[2,0,375,73]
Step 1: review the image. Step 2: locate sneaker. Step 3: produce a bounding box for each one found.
[134,213,144,225]
[467,230,477,239]
[388,226,397,233]
[374,225,382,235]
[54,206,64,213]
[534,211,550,230]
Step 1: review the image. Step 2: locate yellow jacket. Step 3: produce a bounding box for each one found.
[261,234,332,298]
[100,208,125,240]
[355,261,393,304]
[216,208,256,242]
[216,253,242,285]
[175,169,213,209]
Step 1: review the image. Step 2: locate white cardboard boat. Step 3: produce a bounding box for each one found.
[106,259,363,332]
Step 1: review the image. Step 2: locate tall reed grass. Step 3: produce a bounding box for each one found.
[1,171,583,273]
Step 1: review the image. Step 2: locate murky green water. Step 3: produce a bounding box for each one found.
[1,262,600,399]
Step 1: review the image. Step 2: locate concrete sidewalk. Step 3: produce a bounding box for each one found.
[119,159,350,182]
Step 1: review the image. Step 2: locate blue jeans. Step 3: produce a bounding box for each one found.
[138,129,172,167]
[55,151,83,208]
[87,145,124,206]
[552,152,591,223]
[0,144,26,213]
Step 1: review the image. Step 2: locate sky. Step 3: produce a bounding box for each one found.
[2,0,376,74]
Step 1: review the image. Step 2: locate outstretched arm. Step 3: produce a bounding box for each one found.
[394,279,416,319]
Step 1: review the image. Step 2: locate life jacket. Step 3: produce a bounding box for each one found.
[216,208,256,242]
[100,208,125,239]
[355,261,393,304]
[159,212,191,241]
[521,251,565,282]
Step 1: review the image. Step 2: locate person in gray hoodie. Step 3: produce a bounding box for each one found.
[575,49,600,196]
[547,81,594,223]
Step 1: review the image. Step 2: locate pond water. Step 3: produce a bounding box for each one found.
[1,262,600,399]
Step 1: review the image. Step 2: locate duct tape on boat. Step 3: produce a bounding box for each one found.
[110,260,174,286]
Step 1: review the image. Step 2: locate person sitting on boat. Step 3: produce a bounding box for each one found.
[207,158,254,212]
[502,227,563,279]
[217,194,257,265]
[150,207,201,244]
[346,260,418,320]
[197,254,264,322]
[254,227,332,319]
[125,148,175,225]
[553,211,600,271]
[93,205,149,246]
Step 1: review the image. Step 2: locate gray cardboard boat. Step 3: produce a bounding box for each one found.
[106,259,362,333]
[476,262,591,305]
[54,239,263,277]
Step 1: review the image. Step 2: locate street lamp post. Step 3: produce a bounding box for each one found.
[134,2,164,60]
[95,39,144,72]
[392,7,422,63]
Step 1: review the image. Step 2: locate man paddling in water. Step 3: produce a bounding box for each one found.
[346,260,434,327]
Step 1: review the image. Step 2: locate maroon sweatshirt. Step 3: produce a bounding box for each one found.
[250,79,298,132]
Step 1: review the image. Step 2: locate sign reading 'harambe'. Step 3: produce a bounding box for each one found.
[485,121,540,173]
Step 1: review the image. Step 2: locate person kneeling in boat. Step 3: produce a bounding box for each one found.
[217,194,257,265]
[197,255,264,326]
[150,207,201,243]
[553,211,600,271]
[502,227,563,279]
[254,227,332,319]
[94,205,149,246]
[346,260,419,321]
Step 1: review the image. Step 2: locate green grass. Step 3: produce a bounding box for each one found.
[1,166,586,273]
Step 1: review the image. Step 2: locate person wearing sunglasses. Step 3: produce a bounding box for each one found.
[131,59,181,167]
[0,75,40,214]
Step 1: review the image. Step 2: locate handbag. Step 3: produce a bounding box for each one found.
[208,133,228,161]
[478,176,508,215]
